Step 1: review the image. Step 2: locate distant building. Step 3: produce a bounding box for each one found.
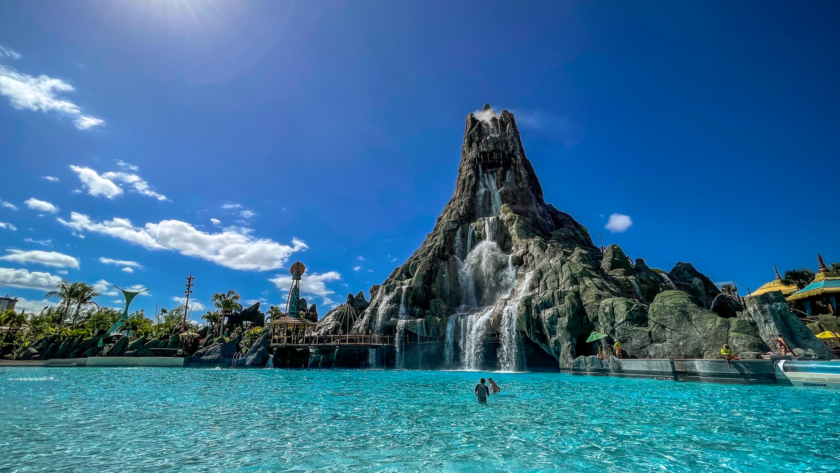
[751,265,799,298]
[787,255,840,316]
[0,295,18,312]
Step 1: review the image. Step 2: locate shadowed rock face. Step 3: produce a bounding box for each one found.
[339,105,831,368]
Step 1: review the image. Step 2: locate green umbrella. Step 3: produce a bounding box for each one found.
[585,331,608,343]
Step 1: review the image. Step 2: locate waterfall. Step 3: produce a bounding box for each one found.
[373,289,399,334]
[444,315,457,366]
[484,216,504,246]
[463,306,497,370]
[477,171,502,217]
[265,354,274,369]
[395,282,410,368]
[458,240,515,308]
[367,348,376,368]
[498,272,534,372]
[466,223,475,254]
[454,227,464,261]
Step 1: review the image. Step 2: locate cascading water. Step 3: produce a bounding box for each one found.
[454,227,464,261]
[498,272,534,372]
[463,305,497,370]
[458,240,515,308]
[476,171,502,218]
[395,282,410,368]
[367,349,376,368]
[444,315,457,366]
[373,289,399,334]
[466,223,475,254]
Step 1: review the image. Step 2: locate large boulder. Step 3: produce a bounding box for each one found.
[188,337,240,366]
[642,291,768,359]
[55,337,79,358]
[243,332,271,367]
[127,337,146,352]
[108,337,129,357]
[166,334,181,349]
[743,292,834,359]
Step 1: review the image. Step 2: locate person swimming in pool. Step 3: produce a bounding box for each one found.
[487,378,500,394]
[474,378,491,403]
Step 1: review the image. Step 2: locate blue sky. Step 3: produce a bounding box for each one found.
[1,1,839,319]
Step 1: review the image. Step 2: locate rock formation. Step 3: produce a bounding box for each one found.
[347,104,831,369]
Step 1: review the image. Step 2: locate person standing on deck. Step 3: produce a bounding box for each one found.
[775,334,794,357]
[474,378,491,403]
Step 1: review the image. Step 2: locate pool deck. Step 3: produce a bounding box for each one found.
[0,357,185,368]
[563,356,785,385]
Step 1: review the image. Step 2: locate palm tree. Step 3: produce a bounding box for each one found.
[0,310,27,334]
[44,281,100,327]
[201,311,222,337]
[68,283,99,328]
[211,290,242,337]
[783,269,816,290]
[720,284,735,295]
[43,280,75,323]
[266,305,283,323]
[830,262,840,274]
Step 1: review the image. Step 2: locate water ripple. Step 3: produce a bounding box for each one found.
[1,368,839,472]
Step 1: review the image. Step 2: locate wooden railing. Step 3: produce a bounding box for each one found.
[270,334,393,347]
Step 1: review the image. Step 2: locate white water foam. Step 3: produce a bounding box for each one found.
[498,272,534,372]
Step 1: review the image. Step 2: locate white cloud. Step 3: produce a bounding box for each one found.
[357,256,365,261]
[239,210,256,218]
[0,45,22,60]
[42,176,59,182]
[11,296,57,315]
[605,213,633,233]
[57,270,68,275]
[269,271,341,305]
[92,279,118,296]
[0,199,17,210]
[391,258,398,262]
[0,249,79,268]
[125,284,150,295]
[24,198,58,213]
[59,212,308,271]
[222,203,242,209]
[24,238,51,246]
[0,267,63,290]
[353,266,362,271]
[59,213,162,249]
[121,267,133,273]
[69,165,167,201]
[0,65,104,130]
[172,296,206,312]
[367,269,374,273]
[0,222,16,231]
[116,160,138,171]
[69,165,123,199]
[99,257,142,268]
[210,218,221,226]
[75,116,104,130]
[102,171,168,201]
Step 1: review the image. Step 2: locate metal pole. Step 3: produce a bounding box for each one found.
[598,233,605,252]
[182,275,194,333]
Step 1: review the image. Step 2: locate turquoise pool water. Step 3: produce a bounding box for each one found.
[2,368,839,472]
